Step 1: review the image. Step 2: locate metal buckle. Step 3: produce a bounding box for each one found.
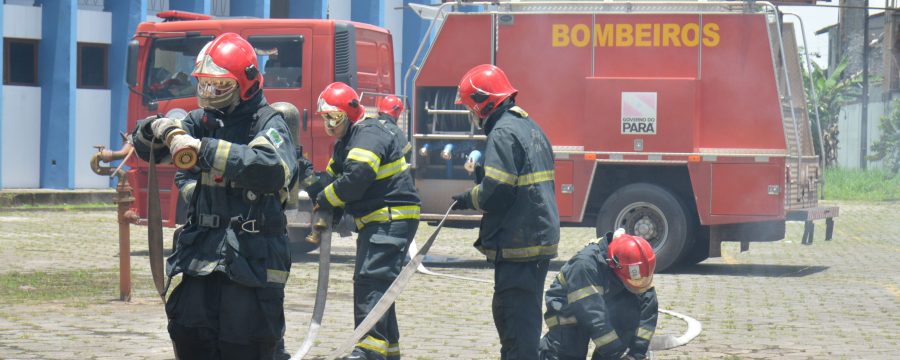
[241,219,260,234]
[199,214,220,228]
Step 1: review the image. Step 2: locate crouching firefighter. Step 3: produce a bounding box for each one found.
[315,82,421,360]
[131,32,301,360]
[539,230,658,360]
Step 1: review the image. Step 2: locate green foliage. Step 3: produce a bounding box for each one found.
[867,100,900,175]
[823,167,900,201]
[802,57,862,167]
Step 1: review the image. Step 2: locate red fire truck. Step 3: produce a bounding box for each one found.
[122,11,395,238]
[407,1,838,271]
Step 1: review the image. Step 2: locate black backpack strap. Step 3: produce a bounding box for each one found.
[248,105,283,143]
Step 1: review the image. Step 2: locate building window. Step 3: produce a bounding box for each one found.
[77,43,109,89]
[3,38,39,86]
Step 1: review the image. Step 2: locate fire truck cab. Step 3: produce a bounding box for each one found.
[123,11,395,239]
[407,1,838,271]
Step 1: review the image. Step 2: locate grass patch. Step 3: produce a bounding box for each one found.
[0,202,114,211]
[823,167,900,201]
[0,268,119,304]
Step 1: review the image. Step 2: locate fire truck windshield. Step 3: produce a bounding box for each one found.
[144,36,213,101]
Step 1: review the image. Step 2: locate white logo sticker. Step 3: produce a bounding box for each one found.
[628,264,641,279]
[621,92,657,134]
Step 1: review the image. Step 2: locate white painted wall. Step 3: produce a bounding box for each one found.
[1,86,42,188]
[74,89,112,188]
[77,10,112,44]
[328,0,351,20]
[837,102,885,169]
[3,4,42,39]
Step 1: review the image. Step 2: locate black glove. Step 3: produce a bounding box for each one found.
[451,191,472,210]
[135,115,162,142]
[316,190,333,210]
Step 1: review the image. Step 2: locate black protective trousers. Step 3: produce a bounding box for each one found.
[353,219,418,360]
[493,259,551,360]
[165,272,284,360]
[537,294,641,360]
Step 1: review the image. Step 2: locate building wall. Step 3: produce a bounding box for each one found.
[74,9,112,188]
[2,4,42,188]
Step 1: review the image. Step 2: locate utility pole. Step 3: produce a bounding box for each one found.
[860,0,869,169]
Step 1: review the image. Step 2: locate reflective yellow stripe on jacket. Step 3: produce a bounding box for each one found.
[545,315,577,329]
[484,166,554,187]
[347,148,382,173]
[323,183,345,207]
[375,157,409,180]
[482,243,558,261]
[355,205,421,229]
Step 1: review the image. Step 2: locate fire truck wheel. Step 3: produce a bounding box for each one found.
[596,183,695,272]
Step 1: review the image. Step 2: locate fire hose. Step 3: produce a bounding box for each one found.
[330,202,457,359]
[291,208,333,360]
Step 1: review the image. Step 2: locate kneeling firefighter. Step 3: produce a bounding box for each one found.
[315,82,421,360]
[131,32,302,359]
[539,230,658,360]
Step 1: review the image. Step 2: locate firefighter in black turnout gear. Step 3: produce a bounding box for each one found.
[131,33,302,360]
[451,64,560,360]
[539,231,658,360]
[315,82,421,360]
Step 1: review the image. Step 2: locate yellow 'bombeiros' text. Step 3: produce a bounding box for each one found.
[552,23,720,47]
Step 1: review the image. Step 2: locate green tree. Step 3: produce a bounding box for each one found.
[802,57,862,167]
[868,100,900,175]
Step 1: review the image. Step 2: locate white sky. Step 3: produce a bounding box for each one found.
[782,0,890,67]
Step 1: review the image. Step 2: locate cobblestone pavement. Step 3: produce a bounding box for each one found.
[0,200,897,359]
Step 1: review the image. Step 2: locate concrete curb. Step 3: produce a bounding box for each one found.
[0,189,116,207]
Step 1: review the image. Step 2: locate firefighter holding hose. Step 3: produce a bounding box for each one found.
[131,32,302,359]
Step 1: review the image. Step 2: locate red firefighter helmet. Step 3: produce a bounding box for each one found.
[377,95,404,119]
[607,230,656,294]
[193,32,263,101]
[317,82,365,124]
[455,64,518,120]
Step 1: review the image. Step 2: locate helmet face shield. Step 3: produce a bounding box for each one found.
[624,273,653,294]
[197,77,239,110]
[322,111,348,137]
[193,53,232,78]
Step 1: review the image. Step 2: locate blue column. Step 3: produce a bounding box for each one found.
[0,3,4,188]
[351,0,384,26]
[106,0,146,187]
[231,0,270,18]
[290,0,326,19]
[170,0,211,14]
[38,0,77,189]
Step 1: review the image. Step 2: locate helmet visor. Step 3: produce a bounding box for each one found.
[624,274,653,294]
[322,111,348,136]
[193,54,232,77]
[197,77,238,110]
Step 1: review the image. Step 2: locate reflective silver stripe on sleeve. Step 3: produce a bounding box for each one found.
[266,269,289,284]
[637,326,655,340]
[593,331,619,347]
[567,285,603,303]
[211,140,232,176]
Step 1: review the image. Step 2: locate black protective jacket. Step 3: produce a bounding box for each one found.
[321,116,420,228]
[544,241,658,357]
[457,104,560,262]
[133,94,299,288]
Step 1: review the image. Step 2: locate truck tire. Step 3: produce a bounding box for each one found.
[596,183,694,272]
[678,226,710,266]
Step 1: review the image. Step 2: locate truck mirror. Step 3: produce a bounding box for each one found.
[126,40,139,88]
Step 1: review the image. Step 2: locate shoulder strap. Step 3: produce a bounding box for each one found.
[248,105,283,143]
